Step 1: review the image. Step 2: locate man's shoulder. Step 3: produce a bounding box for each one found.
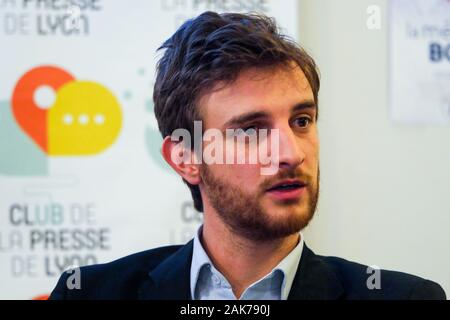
[49,244,184,300]
[317,253,446,299]
[84,244,183,276]
[102,244,183,270]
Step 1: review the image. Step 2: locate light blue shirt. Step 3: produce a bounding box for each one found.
[190,225,304,300]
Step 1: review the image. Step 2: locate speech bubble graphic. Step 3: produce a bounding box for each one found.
[48,80,122,155]
[11,65,75,153]
[11,65,122,156]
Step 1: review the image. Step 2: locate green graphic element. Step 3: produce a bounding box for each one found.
[144,98,172,173]
[123,90,132,100]
[145,126,172,173]
[135,65,172,173]
[145,99,153,113]
[137,68,146,76]
[0,100,48,175]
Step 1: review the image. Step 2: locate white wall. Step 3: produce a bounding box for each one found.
[300,0,450,297]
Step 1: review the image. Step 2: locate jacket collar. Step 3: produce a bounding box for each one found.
[138,240,194,300]
[138,240,345,300]
[287,244,345,300]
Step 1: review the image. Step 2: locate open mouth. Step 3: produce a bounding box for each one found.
[266,179,306,201]
[266,180,305,192]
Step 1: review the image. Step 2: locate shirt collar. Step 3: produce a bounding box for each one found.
[274,231,304,299]
[190,225,214,299]
[190,224,304,300]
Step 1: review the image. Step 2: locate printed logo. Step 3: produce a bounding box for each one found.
[1,65,122,175]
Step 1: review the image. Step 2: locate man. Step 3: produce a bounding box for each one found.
[49,11,446,300]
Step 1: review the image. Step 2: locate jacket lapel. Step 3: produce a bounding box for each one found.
[288,244,345,300]
[138,240,193,300]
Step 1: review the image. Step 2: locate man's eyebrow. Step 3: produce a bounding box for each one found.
[292,100,317,113]
[222,100,317,128]
[223,111,270,128]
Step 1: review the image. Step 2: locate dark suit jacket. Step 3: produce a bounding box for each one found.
[49,240,446,300]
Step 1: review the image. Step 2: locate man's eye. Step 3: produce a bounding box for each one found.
[243,125,258,133]
[241,126,258,136]
[293,116,312,128]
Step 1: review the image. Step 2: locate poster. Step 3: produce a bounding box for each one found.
[389,0,450,124]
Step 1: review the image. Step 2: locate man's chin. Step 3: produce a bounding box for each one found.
[222,200,314,242]
[260,200,314,230]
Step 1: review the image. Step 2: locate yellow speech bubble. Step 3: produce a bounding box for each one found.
[48,80,122,155]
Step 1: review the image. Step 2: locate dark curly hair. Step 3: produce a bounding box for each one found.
[153,11,320,212]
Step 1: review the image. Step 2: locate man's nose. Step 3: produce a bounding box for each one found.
[276,125,305,170]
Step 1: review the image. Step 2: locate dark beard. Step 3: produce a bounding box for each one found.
[200,165,319,242]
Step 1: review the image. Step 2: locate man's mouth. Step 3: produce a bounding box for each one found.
[266,179,306,201]
[267,179,306,191]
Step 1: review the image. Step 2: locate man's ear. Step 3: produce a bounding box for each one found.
[161,136,201,185]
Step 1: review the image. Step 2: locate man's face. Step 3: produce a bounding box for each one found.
[198,63,319,241]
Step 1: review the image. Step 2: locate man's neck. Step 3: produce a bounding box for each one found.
[201,212,300,299]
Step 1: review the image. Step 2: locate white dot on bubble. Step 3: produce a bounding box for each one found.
[34,85,56,109]
[63,114,73,125]
[94,114,105,125]
[78,114,89,125]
